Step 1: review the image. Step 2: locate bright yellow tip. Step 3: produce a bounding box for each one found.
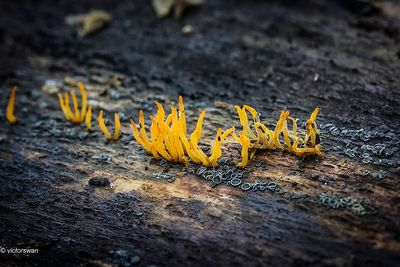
[190,111,205,146]
[139,110,150,142]
[114,113,121,141]
[78,82,88,122]
[243,104,260,123]
[85,106,92,130]
[98,110,112,140]
[178,95,186,135]
[273,110,290,149]
[221,127,234,140]
[6,86,17,124]
[309,107,320,122]
[236,105,257,140]
[155,101,165,121]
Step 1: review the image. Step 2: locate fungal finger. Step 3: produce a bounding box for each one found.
[236,106,257,140]
[114,113,121,141]
[98,110,112,140]
[231,131,242,143]
[165,114,172,126]
[179,133,203,164]
[273,111,289,150]
[255,122,274,147]
[155,101,165,121]
[78,82,88,122]
[85,106,92,130]
[237,133,250,168]
[157,119,179,161]
[6,86,17,124]
[221,127,234,140]
[243,104,260,123]
[71,91,80,123]
[178,95,187,135]
[139,110,150,143]
[190,111,205,146]
[150,116,173,161]
[209,128,223,167]
[58,93,70,120]
[170,107,180,133]
[310,108,319,122]
[130,119,154,155]
[64,93,75,121]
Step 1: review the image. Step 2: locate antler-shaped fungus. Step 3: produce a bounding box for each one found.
[57,82,89,127]
[232,105,323,167]
[131,96,231,167]
[98,110,121,141]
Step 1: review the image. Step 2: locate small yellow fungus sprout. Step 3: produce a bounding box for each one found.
[98,110,120,141]
[6,86,17,124]
[57,82,89,124]
[232,105,323,167]
[131,96,231,167]
[292,108,323,158]
[208,128,233,167]
[85,106,92,130]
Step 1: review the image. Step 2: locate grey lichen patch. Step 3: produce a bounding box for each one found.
[319,193,376,216]
[152,172,175,183]
[189,157,283,193]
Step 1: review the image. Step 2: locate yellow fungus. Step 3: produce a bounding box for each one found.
[78,82,88,121]
[98,110,112,140]
[254,122,274,149]
[85,106,92,130]
[71,91,80,123]
[178,95,186,135]
[179,133,203,164]
[155,101,165,121]
[131,119,160,159]
[209,128,223,167]
[150,116,173,161]
[231,105,323,167]
[235,105,258,140]
[237,133,250,168]
[130,97,322,168]
[221,127,234,140]
[114,113,121,141]
[139,110,150,143]
[58,93,70,120]
[292,137,323,158]
[98,111,121,141]
[57,83,90,125]
[190,111,205,146]
[157,119,179,162]
[189,139,211,166]
[272,111,290,150]
[305,108,320,148]
[243,104,260,123]
[6,86,17,124]
[63,93,74,120]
